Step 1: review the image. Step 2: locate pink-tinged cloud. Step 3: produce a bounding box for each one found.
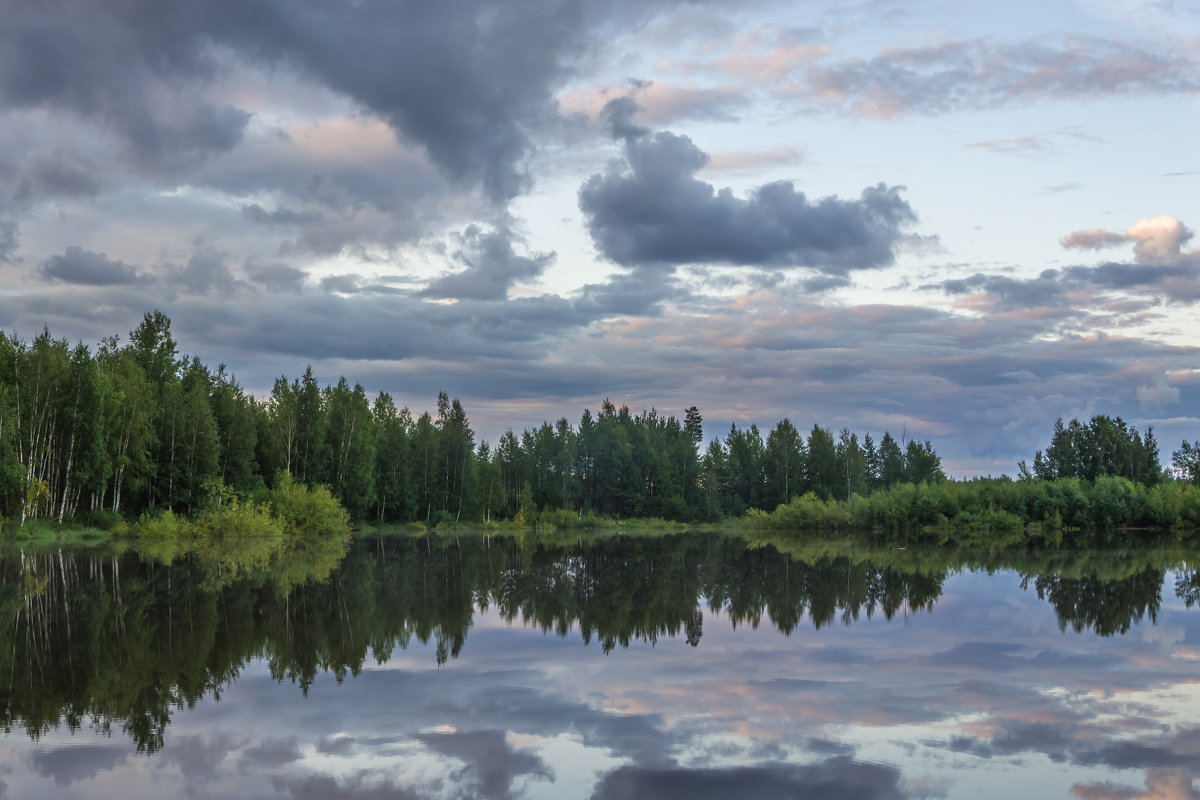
[1061,215,1196,264]
[1062,228,1130,250]
[801,36,1200,120]
[716,42,831,80]
[558,81,749,128]
[1127,216,1195,264]
[1072,769,1200,800]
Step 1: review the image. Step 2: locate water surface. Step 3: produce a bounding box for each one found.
[2,531,1197,799]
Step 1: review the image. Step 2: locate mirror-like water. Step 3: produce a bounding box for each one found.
[2,531,1198,799]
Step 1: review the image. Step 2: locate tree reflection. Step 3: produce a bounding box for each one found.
[0,532,1195,751]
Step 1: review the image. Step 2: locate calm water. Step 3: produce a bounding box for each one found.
[2,531,1198,799]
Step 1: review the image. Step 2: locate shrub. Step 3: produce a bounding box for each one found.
[269,472,349,540]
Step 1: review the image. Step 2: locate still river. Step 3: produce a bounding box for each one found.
[2,530,1197,799]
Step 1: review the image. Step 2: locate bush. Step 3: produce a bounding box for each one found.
[268,472,349,540]
[191,499,281,540]
[136,510,186,539]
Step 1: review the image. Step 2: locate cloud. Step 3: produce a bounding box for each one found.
[27,145,104,199]
[238,737,302,770]
[0,219,19,262]
[579,121,916,274]
[246,262,308,293]
[589,757,910,800]
[1062,216,1197,265]
[967,135,1054,154]
[931,218,1200,312]
[1062,229,1131,250]
[802,36,1200,119]
[0,1,252,174]
[39,246,144,286]
[278,774,424,800]
[1072,769,1200,800]
[242,204,323,228]
[560,80,752,131]
[215,1,590,203]
[417,729,554,800]
[422,226,555,302]
[163,249,238,296]
[29,744,129,786]
[1137,375,1182,411]
[1127,216,1195,264]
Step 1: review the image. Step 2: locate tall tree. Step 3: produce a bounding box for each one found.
[764,419,805,509]
[210,364,259,495]
[1173,440,1200,484]
[878,432,905,488]
[903,439,944,484]
[324,378,376,520]
[835,428,867,500]
[372,392,414,523]
[806,425,837,499]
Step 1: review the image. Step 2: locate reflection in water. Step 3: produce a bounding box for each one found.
[1,531,1198,799]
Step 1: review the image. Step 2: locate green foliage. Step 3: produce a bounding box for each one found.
[268,472,349,540]
[1033,415,1162,485]
[191,499,282,540]
[743,474,1200,545]
[4,312,1198,542]
[1173,440,1200,484]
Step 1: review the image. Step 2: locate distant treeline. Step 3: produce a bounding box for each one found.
[746,413,1200,538]
[1,313,1198,531]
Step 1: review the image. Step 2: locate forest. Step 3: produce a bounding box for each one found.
[1,312,1198,535]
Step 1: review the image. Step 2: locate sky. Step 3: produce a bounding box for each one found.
[1,0,1198,476]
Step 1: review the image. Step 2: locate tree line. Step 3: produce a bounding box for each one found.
[3,313,1198,531]
[1,313,947,528]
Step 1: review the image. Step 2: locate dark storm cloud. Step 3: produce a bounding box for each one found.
[579,123,915,273]
[0,1,251,173]
[0,0,639,217]
[39,246,144,286]
[804,36,1200,118]
[589,757,910,800]
[208,0,590,203]
[422,227,555,301]
[416,730,554,800]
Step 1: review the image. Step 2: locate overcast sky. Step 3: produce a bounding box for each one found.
[1,0,1198,475]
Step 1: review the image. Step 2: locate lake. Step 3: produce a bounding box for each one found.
[2,530,1197,799]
